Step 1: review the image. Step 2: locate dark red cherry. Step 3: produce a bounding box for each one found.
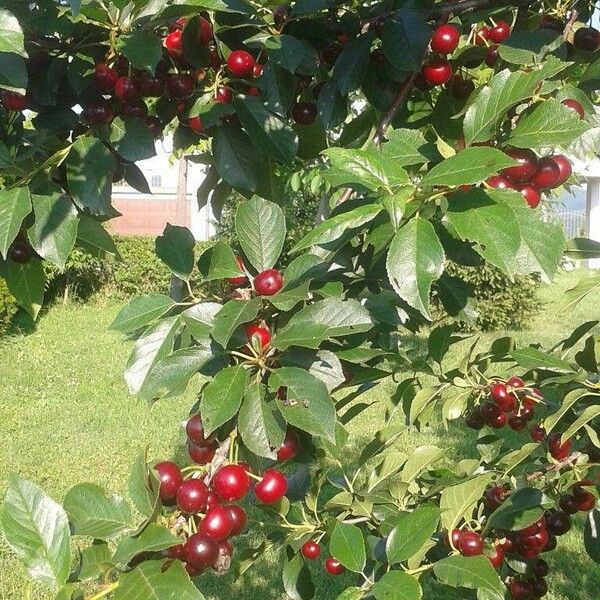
[575,490,596,512]
[547,432,571,461]
[550,154,572,186]
[490,382,517,412]
[245,324,271,348]
[448,75,474,100]
[145,116,163,138]
[562,98,585,119]
[486,544,505,569]
[480,402,501,422]
[188,442,216,465]
[227,50,255,78]
[198,17,213,45]
[121,102,147,118]
[165,30,183,57]
[254,269,283,296]
[166,74,195,98]
[206,491,220,508]
[485,45,499,67]
[474,26,491,46]
[498,536,514,553]
[458,531,484,556]
[574,27,600,52]
[213,464,251,501]
[539,15,564,32]
[507,376,525,388]
[325,557,344,575]
[176,478,209,514]
[223,504,247,535]
[508,414,527,432]
[93,63,118,91]
[466,407,485,430]
[485,486,508,510]
[559,494,579,515]
[431,24,461,54]
[186,414,213,446]
[445,528,463,549]
[291,102,317,125]
[301,540,321,560]
[184,532,219,568]
[154,461,183,501]
[1,90,27,111]
[199,505,234,541]
[188,115,204,134]
[115,76,141,103]
[247,86,260,97]
[138,74,164,97]
[487,175,516,190]
[277,429,300,461]
[502,149,538,182]
[422,58,453,86]
[509,579,534,600]
[82,100,113,126]
[8,242,32,263]
[518,185,542,209]
[533,559,549,577]
[516,535,543,559]
[531,156,561,189]
[216,86,233,104]
[255,468,288,504]
[489,20,511,43]
[530,425,546,442]
[546,510,571,536]
[532,577,548,598]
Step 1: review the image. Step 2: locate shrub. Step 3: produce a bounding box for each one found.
[0,278,17,335]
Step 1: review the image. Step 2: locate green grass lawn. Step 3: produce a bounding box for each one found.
[0,269,599,599]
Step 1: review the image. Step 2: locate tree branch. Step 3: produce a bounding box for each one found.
[526,451,583,481]
[563,9,579,41]
[430,0,537,19]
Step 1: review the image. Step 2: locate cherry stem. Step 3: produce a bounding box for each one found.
[246,471,263,482]
[86,582,119,600]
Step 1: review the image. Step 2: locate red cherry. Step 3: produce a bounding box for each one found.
[252,63,264,78]
[448,75,475,100]
[520,518,545,537]
[184,532,219,568]
[487,175,516,190]
[138,74,164,97]
[502,149,538,182]
[213,464,251,501]
[176,478,209,514]
[506,376,524,389]
[198,17,213,45]
[575,490,596,512]
[490,382,516,413]
[485,45,499,67]
[532,578,548,598]
[508,414,527,432]
[247,86,260,97]
[206,491,220,508]
[509,580,534,600]
[165,30,183,57]
[217,539,233,558]
[171,17,187,31]
[325,557,344,575]
[547,432,571,461]
[475,26,492,46]
[517,185,542,209]
[550,154,572,187]
[531,157,561,189]
[188,115,204,134]
[115,76,141,103]
[530,425,546,442]
[431,24,461,54]
[162,543,185,559]
[0,90,27,111]
[166,74,195,98]
[154,461,183,501]
[422,58,453,86]
[562,98,585,119]
[227,50,255,78]
[216,86,233,104]
[145,116,163,138]
[277,429,300,462]
[480,402,502,423]
[458,531,484,556]
[486,544,505,569]
[533,559,549,577]
[199,505,234,541]
[485,486,508,510]
[93,63,118,91]
[186,414,213,446]
[223,504,247,535]
[291,102,317,125]
[226,256,247,286]
[542,533,557,552]
[559,494,579,515]
[574,27,600,52]
[255,468,288,504]
[245,324,271,348]
[546,510,571,536]
[445,528,463,549]
[539,15,564,32]
[301,540,321,560]
[489,20,511,43]
[188,442,216,465]
[516,535,543,559]
[466,407,485,430]
[254,269,283,296]
[498,536,514,553]
[121,102,148,118]
[82,100,113,126]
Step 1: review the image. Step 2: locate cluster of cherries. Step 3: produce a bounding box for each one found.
[299,539,346,577]
[152,414,291,576]
[446,478,597,598]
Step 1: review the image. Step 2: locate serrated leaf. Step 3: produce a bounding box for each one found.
[382,9,432,72]
[155,224,195,281]
[0,9,26,57]
[116,29,162,73]
[439,473,494,530]
[264,35,319,74]
[333,33,374,94]
[128,450,160,519]
[372,571,422,600]
[211,298,261,348]
[182,302,221,340]
[110,294,175,334]
[509,347,574,373]
[561,404,600,443]
[0,186,31,258]
[386,505,439,564]
[78,542,112,580]
[486,488,549,532]
[197,241,243,281]
[113,524,181,565]
[283,548,315,600]
[6,257,44,319]
[433,556,504,599]
[110,117,157,162]
[330,522,366,573]
[382,128,430,167]
[76,214,119,258]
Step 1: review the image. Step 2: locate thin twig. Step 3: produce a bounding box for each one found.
[563,9,579,41]
[431,0,537,19]
[526,451,583,481]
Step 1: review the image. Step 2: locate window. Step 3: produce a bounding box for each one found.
[151,175,162,188]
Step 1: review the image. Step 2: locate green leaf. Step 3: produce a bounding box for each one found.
[233,96,298,163]
[116,29,163,73]
[78,542,112,580]
[507,99,590,148]
[113,524,181,565]
[585,509,600,564]
[382,128,430,167]
[0,9,26,57]
[211,298,261,348]
[372,571,422,600]
[487,488,549,532]
[330,522,366,573]
[110,117,157,162]
[0,186,31,258]
[401,446,444,483]
[565,237,600,260]
[509,347,574,373]
[140,346,215,402]
[433,555,504,599]
[264,35,319,74]
[6,258,45,319]
[333,33,374,94]
[291,204,382,252]
[128,450,160,519]
[386,217,445,319]
[114,560,205,600]
[562,273,600,312]
[200,365,249,435]
[439,473,494,530]
[269,367,337,442]
[497,29,562,65]
[155,224,195,281]
[382,9,432,72]
[213,125,263,192]
[562,405,600,443]
[0,53,27,92]
[386,505,440,565]
[110,294,175,334]
[422,148,516,187]
[197,241,243,281]
[76,214,119,258]
[182,302,222,340]
[238,382,286,459]
[63,483,134,540]
[1,476,71,589]
[66,137,115,216]
[445,188,521,274]
[283,549,315,600]
[235,196,286,272]
[124,316,180,395]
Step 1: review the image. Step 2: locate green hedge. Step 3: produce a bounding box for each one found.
[0,278,17,334]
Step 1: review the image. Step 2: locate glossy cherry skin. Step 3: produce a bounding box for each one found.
[530,425,546,442]
[458,531,484,556]
[291,102,317,125]
[154,461,183,501]
[559,494,579,515]
[422,59,453,86]
[82,100,113,126]
[252,63,263,77]
[188,115,204,134]
[502,148,538,182]
[121,102,147,118]
[184,532,219,568]
[490,382,517,412]
[115,76,141,103]
[486,544,505,569]
[198,17,213,45]
[487,175,516,190]
[485,45,499,67]
[485,486,508,510]
[325,557,345,575]
[431,24,461,54]
[255,468,288,504]
[216,86,233,104]
[176,478,209,514]
[445,528,463,549]
[165,30,183,57]
[1,90,27,111]
[245,324,271,347]
[475,26,492,46]
[188,442,216,465]
[562,98,585,119]
[550,154,572,186]
[516,535,543,559]
[530,157,561,190]
[162,543,185,559]
[517,185,541,208]
[489,20,511,43]
[93,63,118,91]
[138,74,164,97]
[199,505,234,541]
[223,504,247,535]
[166,74,195,98]
[547,432,571,461]
[575,490,596,512]
[227,50,255,77]
[145,116,163,138]
[213,464,251,501]
[574,27,600,52]
[509,580,534,600]
[186,414,213,446]
[546,510,571,536]
[480,402,502,423]
[206,491,220,508]
[277,429,300,461]
[507,376,525,388]
[254,269,283,296]
[301,540,321,560]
